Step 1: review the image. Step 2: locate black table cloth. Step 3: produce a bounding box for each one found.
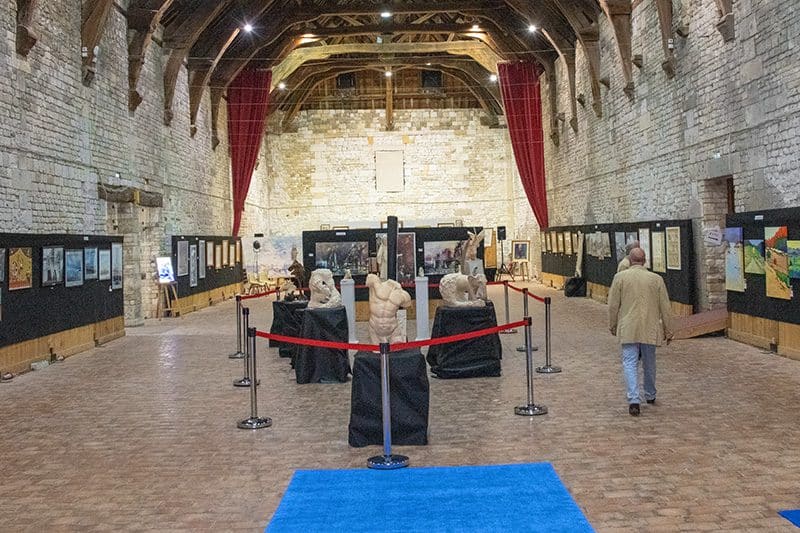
[294,306,351,384]
[269,300,308,358]
[426,301,502,378]
[348,348,429,447]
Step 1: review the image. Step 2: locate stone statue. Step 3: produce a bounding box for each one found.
[307,268,342,308]
[344,268,352,280]
[279,280,301,302]
[418,267,425,278]
[288,244,306,288]
[366,273,412,344]
[461,229,486,274]
[439,272,486,307]
[376,233,388,280]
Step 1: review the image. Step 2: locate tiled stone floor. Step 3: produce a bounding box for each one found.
[1,282,798,532]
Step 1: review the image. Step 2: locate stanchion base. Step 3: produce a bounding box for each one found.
[500,329,518,335]
[237,416,272,430]
[536,365,562,374]
[228,351,245,359]
[233,377,260,387]
[516,345,539,352]
[367,454,409,470]
[515,404,548,416]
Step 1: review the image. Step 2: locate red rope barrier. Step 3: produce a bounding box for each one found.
[506,283,547,303]
[255,330,378,352]
[240,289,279,301]
[393,319,529,351]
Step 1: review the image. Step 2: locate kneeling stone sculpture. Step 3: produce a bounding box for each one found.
[308,268,342,308]
[439,273,487,307]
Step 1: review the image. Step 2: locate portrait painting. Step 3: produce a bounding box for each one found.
[512,240,530,262]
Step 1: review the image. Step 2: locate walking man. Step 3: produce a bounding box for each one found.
[617,240,640,272]
[608,248,673,416]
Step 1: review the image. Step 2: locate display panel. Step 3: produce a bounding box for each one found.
[315,241,369,276]
[423,240,464,275]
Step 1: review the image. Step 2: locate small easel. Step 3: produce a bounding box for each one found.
[156,282,180,319]
[515,261,530,281]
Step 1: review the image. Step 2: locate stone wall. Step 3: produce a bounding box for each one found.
[541,0,800,309]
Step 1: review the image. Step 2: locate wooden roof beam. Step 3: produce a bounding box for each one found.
[16,0,39,56]
[553,0,603,117]
[714,0,735,41]
[128,0,174,112]
[598,0,634,99]
[654,0,676,78]
[81,0,115,85]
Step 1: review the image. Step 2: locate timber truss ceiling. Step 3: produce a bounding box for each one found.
[18,1,735,145]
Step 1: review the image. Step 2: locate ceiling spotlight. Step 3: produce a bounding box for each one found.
[489,74,498,82]
[243,23,253,33]
[380,11,392,18]
[385,70,393,78]
[277,82,287,90]
[471,24,481,31]
[426,62,432,66]
[528,24,538,33]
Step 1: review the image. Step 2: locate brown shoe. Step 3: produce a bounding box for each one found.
[629,403,640,416]
[646,399,656,405]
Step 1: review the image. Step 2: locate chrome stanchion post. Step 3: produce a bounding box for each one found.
[516,288,538,352]
[500,281,517,334]
[234,307,259,387]
[536,296,561,374]
[229,294,245,359]
[368,343,409,470]
[515,316,548,416]
[238,327,272,430]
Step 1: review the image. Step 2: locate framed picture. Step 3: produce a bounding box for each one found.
[765,226,791,300]
[638,228,651,269]
[198,240,206,279]
[332,225,350,231]
[564,232,573,255]
[376,232,417,282]
[65,249,84,287]
[0,248,5,282]
[229,243,236,267]
[236,240,242,263]
[156,257,175,284]
[557,233,565,254]
[437,222,455,228]
[665,226,682,270]
[651,231,666,273]
[177,240,189,276]
[320,224,331,230]
[111,242,123,289]
[423,240,466,275]
[189,244,198,287]
[215,244,222,269]
[42,246,64,286]
[512,240,530,262]
[206,241,215,267]
[8,247,33,290]
[314,241,369,276]
[222,239,229,266]
[614,232,627,263]
[84,247,98,280]
[98,249,111,280]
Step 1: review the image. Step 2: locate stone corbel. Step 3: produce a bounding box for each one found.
[654,0,676,78]
[599,0,634,98]
[714,0,735,41]
[210,87,223,149]
[81,0,115,86]
[16,0,38,56]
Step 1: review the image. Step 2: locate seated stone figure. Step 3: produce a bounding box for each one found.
[439,272,486,308]
[307,268,342,308]
[366,273,412,344]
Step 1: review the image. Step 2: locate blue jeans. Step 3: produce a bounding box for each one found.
[621,343,656,404]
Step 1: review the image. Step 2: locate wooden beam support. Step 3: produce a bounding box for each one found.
[209,87,223,149]
[81,0,114,86]
[188,28,240,134]
[385,72,394,131]
[599,0,634,99]
[654,0,676,78]
[127,0,174,112]
[714,0,735,41]
[16,0,39,56]
[546,67,560,146]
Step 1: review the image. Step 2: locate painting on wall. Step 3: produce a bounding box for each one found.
[222,239,229,266]
[788,240,800,279]
[84,247,98,280]
[564,232,573,255]
[315,241,369,276]
[376,233,416,282]
[198,241,206,279]
[177,240,189,276]
[765,226,791,300]
[111,242,123,290]
[557,234,565,254]
[8,247,33,290]
[666,227,682,270]
[638,228,651,269]
[189,244,198,287]
[724,228,745,292]
[229,243,236,267]
[215,244,222,269]
[744,240,765,274]
[206,241,215,268]
[513,240,530,262]
[600,233,611,259]
[423,240,466,275]
[42,246,64,286]
[99,249,111,280]
[0,248,4,282]
[651,232,666,273]
[614,232,626,263]
[236,240,242,264]
[65,249,84,287]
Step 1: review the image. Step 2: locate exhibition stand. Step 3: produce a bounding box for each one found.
[427,302,502,379]
[293,307,351,384]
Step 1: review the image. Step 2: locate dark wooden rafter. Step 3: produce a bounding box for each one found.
[162,0,233,126]
[598,0,634,99]
[16,0,39,56]
[127,0,175,112]
[81,0,115,85]
[546,67,560,146]
[654,0,676,78]
[209,87,223,149]
[713,0,735,41]
[553,0,603,117]
[385,70,394,131]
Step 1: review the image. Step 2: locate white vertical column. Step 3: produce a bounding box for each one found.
[340,278,357,343]
[415,276,429,341]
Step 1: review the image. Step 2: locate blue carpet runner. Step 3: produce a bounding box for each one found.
[266,462,594,532]
[779,510,800,527]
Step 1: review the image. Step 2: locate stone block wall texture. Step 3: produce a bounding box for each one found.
[541,0,800,309]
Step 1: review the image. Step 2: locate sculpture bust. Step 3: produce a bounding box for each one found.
[307,268,342,308]
[439,273,486,307]
[461,229,485,274]
[366,273,412,343]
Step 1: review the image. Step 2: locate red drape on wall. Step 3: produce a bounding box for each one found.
[227,69,272,237]
[497,62,549,229]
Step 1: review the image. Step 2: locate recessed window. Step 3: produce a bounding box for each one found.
[336,73,356,90]
[421,70,442,89]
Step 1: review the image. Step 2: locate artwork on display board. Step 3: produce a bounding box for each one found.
[724,227,745,292]
[215,244,222,269]
[585,232,596,258]
[189,244,198,287]
[543,232,550,252]
[222,239,229,266]
[229,243,236,267]
[315,241,369,276]
[111,242,123,290]
[484,228,493,248]
[557,234,565,254]
[788,240,800,279]
[571,233,579,255]
[198,240,206,279]
[512,240,530,262]
[177,240,189,276]
[638,228,651,269]
[65,249,84,287]
[84,247,98,280]
[98,249,111,280]
[0,248,5,282]
[665,227,682,270]
[253,237,299,276]
[564,232,573,255]
[236,240,241,264]
[600,233,611,259]
[651,232,666,273]
[614,232,627,264]
[206,241,215,267]
[8,247,33,290]
[156,257,175,283]
[764,226,792,300]
[42,246,64,286]
[376,233,416,282]
[626,231,639,246]
[744,240,765,274]
[424,240,466,275]
[550,233,557,254]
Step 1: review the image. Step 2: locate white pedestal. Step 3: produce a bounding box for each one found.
[414,276,429,341]
[340,278,357,343]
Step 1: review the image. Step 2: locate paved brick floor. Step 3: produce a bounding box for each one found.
[1,282,797,532]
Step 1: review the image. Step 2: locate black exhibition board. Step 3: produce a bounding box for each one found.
[726,206,800,325]
[302,226,484,301]
[0,233,124,348]
[170,235,243,297]
[541,219,696,307]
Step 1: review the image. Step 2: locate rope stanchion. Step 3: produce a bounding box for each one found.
[367,342,409,470]
[240,288,279,301]
[536,296,561,374]
[237,326,272,430]
[500,280,517,334]
[234,307,259,388]
[228,295,245,359]
[516,288,539,353]
[515,316,548,417]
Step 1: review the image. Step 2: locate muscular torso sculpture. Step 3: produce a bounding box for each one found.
[366,273,412,344]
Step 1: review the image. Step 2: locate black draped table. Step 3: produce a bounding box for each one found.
[426,301,502,379]
[269,300,308,358]
[293,306,351,384]
[348,348,429,447]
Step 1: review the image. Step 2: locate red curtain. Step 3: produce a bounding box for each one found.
[497,62,549,229]
[227,69,272,237]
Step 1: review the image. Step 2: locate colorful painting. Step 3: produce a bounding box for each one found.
[99,249,111,280]
[725,242,746,292]
[65,249,84,287]
[315,241,370,276]
[787,240,800,280]
[42,246,64,286]
[638,228,651,269]
[764,226,791,300]
[111,242,123,290]
[513,240,530,262]
[376,233,417,282]
[8,247,33,290]
[157,257,175,284]
[666,227,682,270]
[724,227,743,244]
[651,232,666,273]
[744,240,765,274]
[423,240,466,275]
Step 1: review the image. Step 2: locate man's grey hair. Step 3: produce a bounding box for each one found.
[625,240,640,255]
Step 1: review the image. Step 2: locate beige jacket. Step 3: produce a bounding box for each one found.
[617,256,631,272]
[608,265,673,345]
